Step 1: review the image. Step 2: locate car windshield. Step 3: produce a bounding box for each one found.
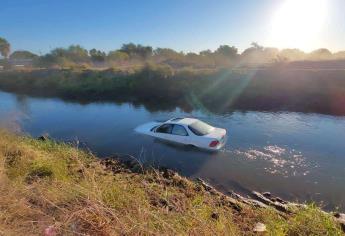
[156,124,173,134]
[188,121,214,136]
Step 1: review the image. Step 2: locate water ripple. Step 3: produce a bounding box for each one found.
[232,145,317,177]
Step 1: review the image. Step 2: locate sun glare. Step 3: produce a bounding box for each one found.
[269,0,328,51]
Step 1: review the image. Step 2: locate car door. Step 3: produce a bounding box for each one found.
[154,123,173,141]
[170,124,189,144]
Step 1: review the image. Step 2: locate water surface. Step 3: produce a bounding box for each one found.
[1,91,344,210]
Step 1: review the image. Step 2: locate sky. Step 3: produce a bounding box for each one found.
[1,0,345,55]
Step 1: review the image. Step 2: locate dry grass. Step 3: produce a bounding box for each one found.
[0,130,342,235]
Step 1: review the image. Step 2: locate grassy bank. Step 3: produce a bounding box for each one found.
[0,130,343,235]
[0,66,345,115]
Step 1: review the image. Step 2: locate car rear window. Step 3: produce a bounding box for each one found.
[170,118,184,122]
[188,121,214,136]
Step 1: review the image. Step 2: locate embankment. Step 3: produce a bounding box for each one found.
[0,66,345,115]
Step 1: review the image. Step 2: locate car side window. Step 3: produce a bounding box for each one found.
[155,124,173,134]
[171,125,188,136]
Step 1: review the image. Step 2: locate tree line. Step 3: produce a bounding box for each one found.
[1,37,345,70]
[1,67,345,115]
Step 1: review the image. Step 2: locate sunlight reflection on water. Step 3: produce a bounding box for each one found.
[228,145,318,177]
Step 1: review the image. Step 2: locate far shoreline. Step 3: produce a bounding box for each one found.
[1,67,345,116]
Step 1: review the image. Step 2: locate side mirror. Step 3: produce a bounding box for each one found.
[151,126,159,132]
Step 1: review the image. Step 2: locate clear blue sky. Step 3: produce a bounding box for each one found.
[1,0,344,54]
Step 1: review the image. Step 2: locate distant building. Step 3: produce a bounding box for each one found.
[9,58,34,68]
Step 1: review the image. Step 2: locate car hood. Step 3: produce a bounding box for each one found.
[134,121,162,135]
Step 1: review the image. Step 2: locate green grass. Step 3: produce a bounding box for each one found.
[0,130,342,235]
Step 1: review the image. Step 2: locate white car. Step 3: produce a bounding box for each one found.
[135,118,227,151]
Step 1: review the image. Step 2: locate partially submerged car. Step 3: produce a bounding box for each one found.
[135,118,227,151]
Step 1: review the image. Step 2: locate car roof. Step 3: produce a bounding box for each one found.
[166,117,198,125]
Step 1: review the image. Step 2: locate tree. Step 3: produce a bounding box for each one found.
[37,45,89,68]
[308,48,333,60]
[199,49,213,57]
[0,37,10,58]
[153,48,184,65]
[241,43,278,64]
[186,52,199,61]
[212,45,239,67]
[89,48,106,62]
[50,45,89,62]
[251,42,264,50]
[154,48,180,58]
[120,43,137,56]
[215,45,238,58]
[120,43,153,58]
[107,50,129,62]
[241,42,264,57]
[35,54,56,67]
[136,45,153,58]
[66,45,89,62]
[278,49,306,61]
[334,51,345,59]
[262,47,279,62]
